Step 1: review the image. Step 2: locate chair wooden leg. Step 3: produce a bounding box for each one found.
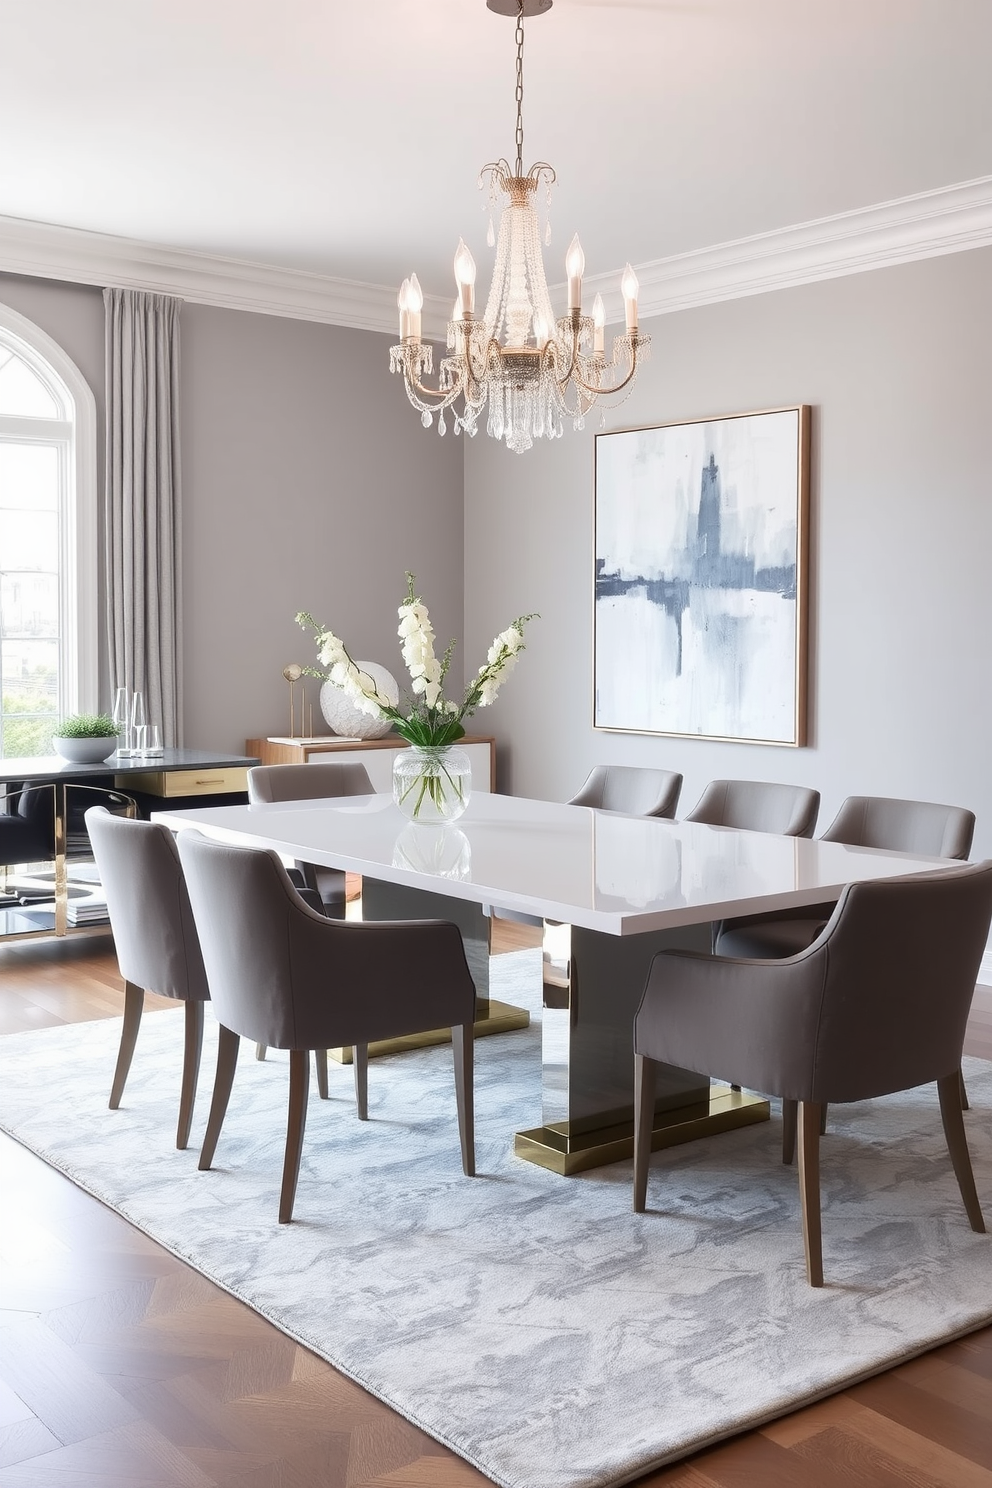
[798,1101,824,1287]
[960,1067,969,1112]
[109,981,144,1110]
[782,1098,797,1165]
[279,1050,310,1224]
[176,1000,204,1150]
[938,1071,985,1233]
[255,1043,267,1061]
[633,1053,656,1213]
[353,1044,368,1120]
[820,1103,828,1135]
[198,1025,241,1171]
[452,1023,475,1177]
[314,1049,329,1100]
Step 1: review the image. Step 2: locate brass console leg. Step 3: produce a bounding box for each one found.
[53,782,68,937]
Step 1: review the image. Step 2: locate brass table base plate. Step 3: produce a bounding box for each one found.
[328,998,530,1064]
[514,1087,770,1175]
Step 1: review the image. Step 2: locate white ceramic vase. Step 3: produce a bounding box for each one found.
[319,661,399,741]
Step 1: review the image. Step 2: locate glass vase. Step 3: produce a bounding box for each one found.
[392,745,472,823]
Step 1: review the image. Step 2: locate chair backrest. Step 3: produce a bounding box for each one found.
[684,779,820,838]
[85,807,209,1001]
[822,795,975,861]
[568,765,682,819]
[177,829,472,1051]
[807,860,992,1102]
[247,761,374,804]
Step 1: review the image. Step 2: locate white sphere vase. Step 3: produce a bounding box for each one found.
[319,661,399,740]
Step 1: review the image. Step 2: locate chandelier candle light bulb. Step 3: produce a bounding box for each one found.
[388,0,648,453]
[593,292,606,355]
[622,263,640,333]
[565,233,585,312]
[454,239,477,316]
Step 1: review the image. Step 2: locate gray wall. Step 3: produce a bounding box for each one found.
[180,307,464,749]
[0,277,465,752]
[464,248,992,860]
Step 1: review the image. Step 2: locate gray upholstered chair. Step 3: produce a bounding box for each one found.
[85,807,210,1149]
[632,861,992,1286]
[683,779,820,838]
[715,795,976,959]
[568,765,683,820]
[246,761,375,917]
[176,829,477,1223]
[248,761,376,1076]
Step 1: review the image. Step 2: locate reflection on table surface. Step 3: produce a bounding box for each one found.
[152,790,953,936]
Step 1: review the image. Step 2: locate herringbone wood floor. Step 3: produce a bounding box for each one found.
[1,929,991,1486]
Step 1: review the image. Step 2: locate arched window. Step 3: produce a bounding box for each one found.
[0,305,97,757]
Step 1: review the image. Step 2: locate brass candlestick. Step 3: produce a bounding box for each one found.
[282,664,303,737]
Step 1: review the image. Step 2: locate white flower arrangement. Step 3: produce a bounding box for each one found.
[297,574,536,747]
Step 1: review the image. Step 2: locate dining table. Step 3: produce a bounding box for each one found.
[152,789,954,1175]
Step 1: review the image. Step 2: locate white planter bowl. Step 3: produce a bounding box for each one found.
[52,735,118,764]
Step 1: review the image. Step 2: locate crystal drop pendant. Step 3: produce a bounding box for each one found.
[421,412,433,429]
[438,411,446,436]
[487,218,495,248]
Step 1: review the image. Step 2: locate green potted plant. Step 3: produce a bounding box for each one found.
[52,713,119,764]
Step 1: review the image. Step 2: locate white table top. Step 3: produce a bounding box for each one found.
[152,791,954,937]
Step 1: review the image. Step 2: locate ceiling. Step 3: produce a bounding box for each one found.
[2,0,990,308]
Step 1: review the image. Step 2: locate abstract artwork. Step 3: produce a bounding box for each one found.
[595,406,810,745]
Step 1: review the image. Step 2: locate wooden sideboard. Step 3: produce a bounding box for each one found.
[244,734,496,794]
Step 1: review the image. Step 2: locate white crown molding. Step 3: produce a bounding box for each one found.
[0,215,440,337]
[1,175,990,338]
[584,175,992,324]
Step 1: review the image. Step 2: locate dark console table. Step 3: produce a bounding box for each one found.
[0,749,257,940]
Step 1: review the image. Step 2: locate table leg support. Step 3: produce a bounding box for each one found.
[326,877,530,1063]
[515,919,768,1175]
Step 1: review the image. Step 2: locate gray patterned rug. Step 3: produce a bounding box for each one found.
[1,950,991,1488]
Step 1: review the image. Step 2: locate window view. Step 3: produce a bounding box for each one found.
[0,339,73,758]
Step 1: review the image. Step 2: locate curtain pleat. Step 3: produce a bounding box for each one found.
[104,288,183,746]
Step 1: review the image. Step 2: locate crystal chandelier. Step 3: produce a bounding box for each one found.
[389,0,649,455]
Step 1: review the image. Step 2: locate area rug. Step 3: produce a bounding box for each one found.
[1,950,991,1488]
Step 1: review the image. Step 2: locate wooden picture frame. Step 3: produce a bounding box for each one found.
[594,405,810,746]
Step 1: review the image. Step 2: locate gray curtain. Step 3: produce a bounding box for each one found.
[104,287,183,746]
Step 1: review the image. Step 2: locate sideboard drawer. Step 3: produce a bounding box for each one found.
[116,767,249,798]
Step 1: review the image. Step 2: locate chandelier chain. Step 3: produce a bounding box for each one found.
[389,0,647,453]
[514,1,525,177]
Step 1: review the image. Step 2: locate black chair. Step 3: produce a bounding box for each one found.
[2,782,134,904]
[633,861,992,1286]
[177,829,478,1223]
